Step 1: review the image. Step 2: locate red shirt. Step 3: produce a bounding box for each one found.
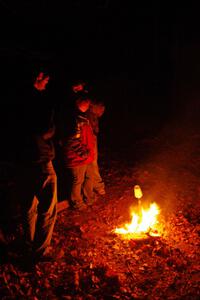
[63,114,95,168]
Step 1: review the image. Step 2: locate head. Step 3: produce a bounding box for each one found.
[72,81,88,94]
[76,97,91,112]
[33,72,50,91]
[90,101,105,117]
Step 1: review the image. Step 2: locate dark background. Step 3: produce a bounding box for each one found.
[1,1,200,151]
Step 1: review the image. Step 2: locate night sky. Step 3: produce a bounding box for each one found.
[1,2,200,151]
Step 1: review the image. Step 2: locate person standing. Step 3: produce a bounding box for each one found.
[60,95,96,210]
[87,100,106,196]
[70,81,106,196]
[15,70,57,265]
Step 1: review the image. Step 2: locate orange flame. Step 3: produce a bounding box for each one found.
[114,202,160,239]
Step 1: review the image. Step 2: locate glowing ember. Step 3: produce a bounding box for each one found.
[114,202,161,239]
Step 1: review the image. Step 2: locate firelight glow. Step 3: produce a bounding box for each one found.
[114,202,160,239]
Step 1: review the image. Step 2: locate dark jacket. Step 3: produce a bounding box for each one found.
[17,87,55,164]
[87,111,99,135]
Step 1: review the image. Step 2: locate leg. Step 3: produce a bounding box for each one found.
[69,165,87,209]
[83,163,96,205]
[91,159,105,195]
[92,138,105,195]
[16,165,39,250]
[33,161,57,255]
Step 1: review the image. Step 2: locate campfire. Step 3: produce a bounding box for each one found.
[113,185,161,239]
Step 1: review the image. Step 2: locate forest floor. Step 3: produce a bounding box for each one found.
[0,127,200,299]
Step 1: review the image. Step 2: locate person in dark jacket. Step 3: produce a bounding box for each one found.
[60,95,96,210]
[87,100,106,196]
[15,71,57,265]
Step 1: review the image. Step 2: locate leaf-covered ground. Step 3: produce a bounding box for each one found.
[0,130,200,299]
